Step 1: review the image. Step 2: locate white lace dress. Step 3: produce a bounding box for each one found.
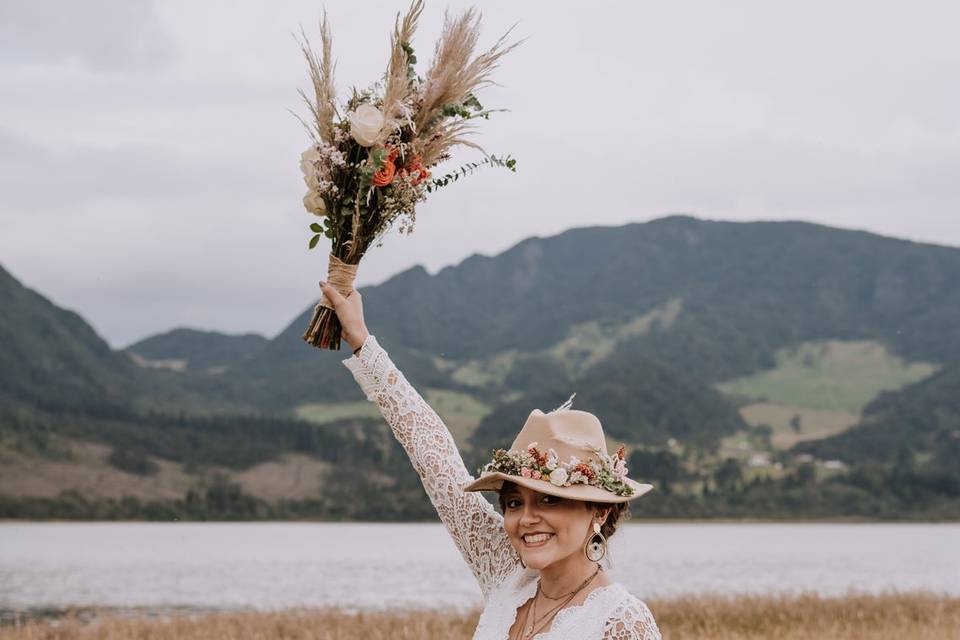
[342,334,662,640]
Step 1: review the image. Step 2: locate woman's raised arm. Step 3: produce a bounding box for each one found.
[319,282,520,598]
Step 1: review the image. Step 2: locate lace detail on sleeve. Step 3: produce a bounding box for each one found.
[341,334,520,597]
[602,598,662,640]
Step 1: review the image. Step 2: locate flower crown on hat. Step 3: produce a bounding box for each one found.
[477,441,634,498]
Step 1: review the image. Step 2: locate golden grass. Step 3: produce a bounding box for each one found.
[737,402,860,450]
[652,591,960,639]
[3,592,957,640]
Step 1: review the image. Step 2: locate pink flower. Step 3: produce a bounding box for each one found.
[531,470,542,480]
[520,467,532,478]
[614,459,627,478]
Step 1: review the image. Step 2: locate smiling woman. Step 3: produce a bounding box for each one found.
[319,281,662,640]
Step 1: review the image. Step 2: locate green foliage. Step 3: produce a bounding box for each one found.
[4,216,960,521]
[718,340,938,412]
[794,365,960,466]
[713,458,745,492]
[400,41,417,81]
[0,406,73,461]
[107,447,159,476]
[441,93,485,119]
[4,454,959,521]
[124,328,267,374]
[425,154,517,193]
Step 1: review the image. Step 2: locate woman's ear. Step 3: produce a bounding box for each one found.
[596,506,611,523]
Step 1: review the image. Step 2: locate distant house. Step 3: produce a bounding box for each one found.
[748,453,771,467]
[823,459,847,470]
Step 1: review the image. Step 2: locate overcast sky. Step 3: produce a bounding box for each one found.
[2,1,958,348]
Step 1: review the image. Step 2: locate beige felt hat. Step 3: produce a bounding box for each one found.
[463,397,654,504]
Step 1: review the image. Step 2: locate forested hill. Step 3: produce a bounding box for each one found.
[2,216,959,521]
[221,215,960,411]
[0,264,168,413]
[348,215,960,363]
[125,328,268,374]
[0,265,232,415]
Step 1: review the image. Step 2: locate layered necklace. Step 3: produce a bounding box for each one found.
[519,564,601,639]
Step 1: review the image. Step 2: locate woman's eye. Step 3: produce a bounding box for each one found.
[542,495,560,504]
[506,499,520,509]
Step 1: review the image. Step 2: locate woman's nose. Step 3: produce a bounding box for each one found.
[519,502,541,525]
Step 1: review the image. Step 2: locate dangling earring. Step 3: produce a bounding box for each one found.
[584,521,607,562]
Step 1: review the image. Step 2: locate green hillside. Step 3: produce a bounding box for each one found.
[2,215,959,521]
[201,216,960,415]
[718,340,938,413]
[0,264,194,414]
[794,365,960,466]
[125,328,268,374]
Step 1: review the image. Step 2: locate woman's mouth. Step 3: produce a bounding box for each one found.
[522,533,555,547]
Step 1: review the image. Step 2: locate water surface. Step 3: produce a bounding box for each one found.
[1,522,956,612]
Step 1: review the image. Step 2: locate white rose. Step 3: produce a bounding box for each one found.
[304,172,321,191]
[300,146,322,176]
[348,104,385,147]
[303,190,327,216]
[545,449,558,471]
[549,468,568,487]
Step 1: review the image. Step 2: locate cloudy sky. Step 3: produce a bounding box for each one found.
[2,1,958,348]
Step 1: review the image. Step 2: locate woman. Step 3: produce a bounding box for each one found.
[320,281,662,639]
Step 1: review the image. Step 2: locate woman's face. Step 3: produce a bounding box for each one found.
[501,484,606,570]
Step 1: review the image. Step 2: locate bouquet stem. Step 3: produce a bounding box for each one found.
[302,253,359,350]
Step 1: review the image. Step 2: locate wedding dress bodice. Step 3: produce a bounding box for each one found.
[342,334,662,639]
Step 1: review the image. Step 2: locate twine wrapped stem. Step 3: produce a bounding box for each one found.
[301,252,359,350]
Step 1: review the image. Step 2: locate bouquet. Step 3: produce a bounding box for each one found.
[296,0,521,349]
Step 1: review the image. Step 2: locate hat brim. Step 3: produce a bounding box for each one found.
[463,471,653,504]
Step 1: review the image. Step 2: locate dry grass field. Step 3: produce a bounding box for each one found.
[3,591,957,640]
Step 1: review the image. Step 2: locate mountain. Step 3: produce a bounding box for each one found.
[125,328,268,374]
[344,215,960,365]
[207,215,960,411]
[0,264,195,414]
[2,215,959,520]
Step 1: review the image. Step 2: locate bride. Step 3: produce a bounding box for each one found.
[319,281,662,639]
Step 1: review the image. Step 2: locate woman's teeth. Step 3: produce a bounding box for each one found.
[523,533,554,545]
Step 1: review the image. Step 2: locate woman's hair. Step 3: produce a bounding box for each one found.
[497,481,631,539]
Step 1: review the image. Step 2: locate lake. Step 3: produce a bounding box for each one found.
[1,522,957,614]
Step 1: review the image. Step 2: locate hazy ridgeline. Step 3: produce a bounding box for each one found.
[2,593,958,639]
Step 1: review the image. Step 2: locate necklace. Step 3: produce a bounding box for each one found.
[520,565,600,639]
[538,565,601,600]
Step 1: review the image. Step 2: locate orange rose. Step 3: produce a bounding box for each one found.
[403,154,430,186]
[411,167,430,186]
[372,158,396,187]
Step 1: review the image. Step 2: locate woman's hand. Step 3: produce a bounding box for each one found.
[319,281,370,352]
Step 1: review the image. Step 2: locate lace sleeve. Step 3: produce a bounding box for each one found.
[341,334,520,597]
[603,599,662,640]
